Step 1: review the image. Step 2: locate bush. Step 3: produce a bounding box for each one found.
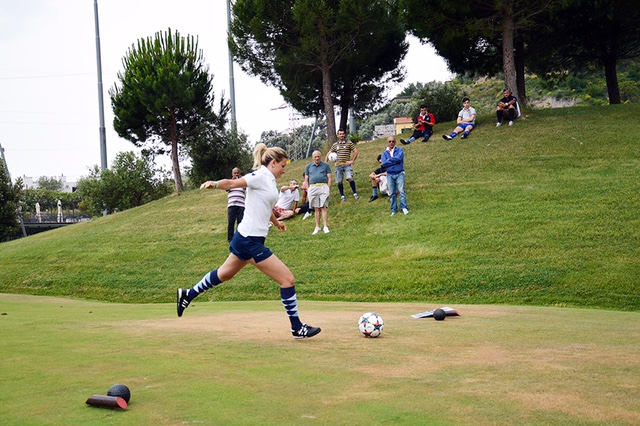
[76,152,172,216]
[416,81,463,123]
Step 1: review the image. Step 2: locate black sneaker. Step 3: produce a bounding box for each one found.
[292,323,321,339]
[177,288,191,317]
[460,132,469,139]
[400,138,409,145]
[368,195,378,202]
[442,134,453,141]
[422,136,431,142]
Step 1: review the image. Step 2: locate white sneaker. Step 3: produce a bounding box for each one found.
[496,122,502,127]
[508,121,513,126]
[312,227,321,235]
[302,211,312,220]
[323,226,330,234]
[340,195,346,202]
[353,193,359,200]
[390,212,396,217]
[402,208,409,215]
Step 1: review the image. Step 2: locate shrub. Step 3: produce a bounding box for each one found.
[416,81,463,122]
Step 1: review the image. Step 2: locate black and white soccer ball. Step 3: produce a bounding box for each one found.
[358,312,384,338]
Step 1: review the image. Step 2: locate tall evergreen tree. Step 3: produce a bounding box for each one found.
[110,29,227,192]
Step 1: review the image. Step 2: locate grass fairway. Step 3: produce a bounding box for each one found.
[1,294,639,425]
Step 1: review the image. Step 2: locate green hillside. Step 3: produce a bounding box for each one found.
[1,105,638,310]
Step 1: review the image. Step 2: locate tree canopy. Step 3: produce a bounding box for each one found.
[401,0,559,104]
[528,0,640,104]
[186,121,253,184]
[110,28,225,192]
[229,0,408,145]
[0,162,22,241]
[36,176,63,192]
[76,152,171,216]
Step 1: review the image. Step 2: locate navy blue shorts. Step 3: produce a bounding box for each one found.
[230,232,273,263]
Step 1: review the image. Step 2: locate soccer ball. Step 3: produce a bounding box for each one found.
[328,152,338,161]
[358,312,384,337]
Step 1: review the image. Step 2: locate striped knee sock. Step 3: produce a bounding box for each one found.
[187,270,221,300]
[280,286,303,330]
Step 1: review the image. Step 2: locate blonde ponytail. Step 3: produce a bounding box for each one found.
[252,143,288,170]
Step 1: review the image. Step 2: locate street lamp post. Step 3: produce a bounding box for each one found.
[227,0,237,134]
[93,0,107,172]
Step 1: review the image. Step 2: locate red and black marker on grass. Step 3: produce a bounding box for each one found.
[86,384,131,409]
[85,394,128,409]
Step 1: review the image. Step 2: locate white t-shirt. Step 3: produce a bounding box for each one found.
[458,106,477,124]
[275,188,300,209]
[237,165,279,237]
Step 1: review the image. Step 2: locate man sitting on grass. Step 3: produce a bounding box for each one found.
[272,180,300,220]
[443,97,477,140]
[496,89,520,127]
[400,104,436,144]
[368,154,388,202]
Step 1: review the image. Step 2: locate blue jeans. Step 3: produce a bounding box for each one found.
[387,172,407,213]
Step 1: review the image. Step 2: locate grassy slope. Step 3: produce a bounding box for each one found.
[1,105,638,310]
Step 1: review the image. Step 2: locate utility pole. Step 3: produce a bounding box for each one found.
[227,0,237,134]
[93,0,107,172]
[94,0,108,217]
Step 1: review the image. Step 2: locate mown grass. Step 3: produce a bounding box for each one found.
[1,295,638,425]
[1,105,639,311]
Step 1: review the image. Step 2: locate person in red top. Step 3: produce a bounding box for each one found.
[400,104,436,144]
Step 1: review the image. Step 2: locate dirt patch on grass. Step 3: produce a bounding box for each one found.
[106,301,640,424]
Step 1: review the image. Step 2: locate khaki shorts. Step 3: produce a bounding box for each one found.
[308,184,330,208]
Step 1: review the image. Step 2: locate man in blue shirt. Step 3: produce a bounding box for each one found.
[381,137,409,216]
[304,150,333,234]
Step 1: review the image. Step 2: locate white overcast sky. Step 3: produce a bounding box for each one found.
[0,0,452,181]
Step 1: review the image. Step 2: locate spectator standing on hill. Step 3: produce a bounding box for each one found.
[381,137,408,216]
[443,97,477,140]
[177,143,321,339]
[496,89,519,127]
[400,104,436,144]
[326,129,359,202]
[272,179,300,220]
[368,154,388,202]
[305,150,332,235]
[226,167,245,242]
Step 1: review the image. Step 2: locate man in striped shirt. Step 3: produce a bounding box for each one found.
[326,129,359,202]
[227,167,246,242]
